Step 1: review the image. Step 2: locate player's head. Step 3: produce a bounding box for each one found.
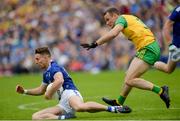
[34,47,51,69]
[103,7,120,28]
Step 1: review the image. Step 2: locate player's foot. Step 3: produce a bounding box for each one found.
[114,106,132,113]
[58,113,76,120]
[160,86,170,108]
[102,97,120,106]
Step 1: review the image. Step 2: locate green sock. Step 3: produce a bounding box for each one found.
[118,95,126,105]
[152,85,162,94]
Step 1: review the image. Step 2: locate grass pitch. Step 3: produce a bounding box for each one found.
[0,69,180,120]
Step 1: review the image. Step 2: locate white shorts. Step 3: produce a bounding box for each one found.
[57,89,83,114]
[169,44,180,62]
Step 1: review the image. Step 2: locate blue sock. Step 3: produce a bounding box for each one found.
[58,113,76,120]
[107,106,115,112]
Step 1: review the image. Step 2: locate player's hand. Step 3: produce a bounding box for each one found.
[80,42,98,50]
[16,85,25,94]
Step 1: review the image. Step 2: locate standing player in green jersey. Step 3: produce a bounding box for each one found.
[81,7,170,109]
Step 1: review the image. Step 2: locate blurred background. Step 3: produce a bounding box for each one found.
[0,0,179,76]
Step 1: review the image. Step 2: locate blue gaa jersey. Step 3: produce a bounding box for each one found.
[169,5,180,48]
[42,60,78,90]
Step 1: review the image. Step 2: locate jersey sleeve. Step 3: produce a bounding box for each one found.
[42,67,61,84]
[115,16,127,28]
[42,73,49,84]
[51,66,61,77]
[169,6,180,21]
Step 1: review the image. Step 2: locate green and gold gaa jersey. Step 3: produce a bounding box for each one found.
[115,15,155,51]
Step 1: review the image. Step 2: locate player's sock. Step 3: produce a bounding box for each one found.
[152,85,162,95]
[58,113,76,120]
[107,106,116,112]
[118,95,126,105]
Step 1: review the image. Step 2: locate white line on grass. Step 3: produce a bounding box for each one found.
[142,107,180,110]
[18,101,50,110]
[17,95,110,110]
[2,120,180,121]
[17,95,180,111]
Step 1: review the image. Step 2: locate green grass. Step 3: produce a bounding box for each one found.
[0,69,180,120]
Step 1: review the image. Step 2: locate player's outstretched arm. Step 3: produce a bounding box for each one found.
[80,24,123,50]
[16,84,47,96]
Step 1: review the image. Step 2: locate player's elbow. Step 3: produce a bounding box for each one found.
[44,94,52,100]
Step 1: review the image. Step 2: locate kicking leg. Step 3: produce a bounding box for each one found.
[102,57,150,106]
[124,57,151,90]
[124,57,170,108]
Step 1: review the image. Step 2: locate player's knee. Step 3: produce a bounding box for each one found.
[125,79,133,86]
[73,104,86,112]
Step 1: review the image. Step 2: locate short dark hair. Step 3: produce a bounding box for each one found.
[103,7,120,16]
[35,47,51,56]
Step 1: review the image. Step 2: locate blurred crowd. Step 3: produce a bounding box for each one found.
[0,0,179,76]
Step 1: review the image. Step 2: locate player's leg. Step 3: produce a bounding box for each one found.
[104,41,170,108]
[69,95,131,113]
[102,57,149,106]
[154,44,180,73]
[125,57,170,108]
[154,59,177,73]
[125,57,156,89]
[61,90,131,113]
[32,106,63,120]
[118,57,151,104]
[61,89,108,113]
[69,95,107,112]
[102,57,151,106]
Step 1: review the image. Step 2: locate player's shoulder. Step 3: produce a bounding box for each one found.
[47,60,62,72]
[51,60,58,66]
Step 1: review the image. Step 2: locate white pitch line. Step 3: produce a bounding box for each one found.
[18,101,51,110]
[18,95,180,111]
[2,120,180,121]
[142,107,180,110]
[17,95,110,110]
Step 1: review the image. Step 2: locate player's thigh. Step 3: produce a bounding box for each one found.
[125,57,150,81]
[34,106,63,115]
[69,95,84,110]
[59,90,83,113]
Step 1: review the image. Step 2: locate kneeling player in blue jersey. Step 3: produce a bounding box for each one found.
[16,47,131,120]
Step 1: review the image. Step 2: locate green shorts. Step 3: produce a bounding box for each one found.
[136,41,160,65]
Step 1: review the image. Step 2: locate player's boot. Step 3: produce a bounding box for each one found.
[58,113,76,120]
[114,106,132,113]
[160,86,170,108]
[102,97,120,106]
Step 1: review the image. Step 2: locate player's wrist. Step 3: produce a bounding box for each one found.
[24,89,28,94]
[92,42,98,48]
[94,42,98,46]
